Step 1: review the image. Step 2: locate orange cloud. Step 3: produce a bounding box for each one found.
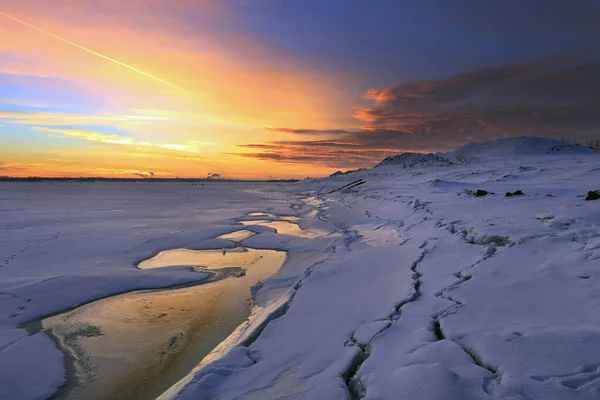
[0,160,165,178]
[362,88,396,104]
[0,3,345,126]
[0,0,355,178]
[352,107,378,123]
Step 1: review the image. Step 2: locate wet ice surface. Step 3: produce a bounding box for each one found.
[139,247,262,270]
[163,138,600,400]
[246,212,299,222]
[4,138,600,400]
[38,248,286,400]
[217,230,257,242]
[247,212,279,219]
[240,219,322,238]
[280,215,300,222]
[0,181,296,400]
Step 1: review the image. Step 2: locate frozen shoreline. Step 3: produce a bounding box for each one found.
[2,138,600,400]
[32,246,286,399]
[161,140,600,400]
[0,182,329,399]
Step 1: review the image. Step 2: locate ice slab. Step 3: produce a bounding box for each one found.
[217,230,257,242]
[36,248,286,399]
[139,247,262,270]
[240,220,320,238]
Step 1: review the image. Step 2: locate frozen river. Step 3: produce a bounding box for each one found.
[2,137,600,400]
[0,181,317,399]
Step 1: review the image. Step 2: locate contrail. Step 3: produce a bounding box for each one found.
[0,11,196,96]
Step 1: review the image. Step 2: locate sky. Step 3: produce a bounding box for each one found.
[1,0,599,179]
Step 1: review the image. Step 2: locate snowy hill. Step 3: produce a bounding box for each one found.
[377,136,597,170]
[447,136,597,159]
[376,152,455,168]
[376,152,477,169]
[158,141,600,400]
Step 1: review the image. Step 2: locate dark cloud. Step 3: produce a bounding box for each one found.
[234,131,461,168]
[266,128,355,135]
[357,56,600,135]
[207,172,222,179]
[230,146,396,169]
[234,56,600,169]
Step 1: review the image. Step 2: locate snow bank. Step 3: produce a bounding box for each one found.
[3,137,600,400]
[377,137,597,171]
[163,137,600,400]
[0,182,303,399]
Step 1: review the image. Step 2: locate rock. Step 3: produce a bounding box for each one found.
[505,190,525,197]
[475,189,489,197]
[585,190,600,201]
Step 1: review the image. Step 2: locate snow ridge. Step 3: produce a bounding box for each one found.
[376,152,473,169]
[376,136,598,170]
[448,136,596,159]
[344,244,427,400]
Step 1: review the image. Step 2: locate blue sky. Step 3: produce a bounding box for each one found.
[1,0,599,177]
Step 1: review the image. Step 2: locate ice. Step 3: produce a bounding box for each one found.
[162,138,600,400]
[2,138,600,400]
[0,182,296,399]
[0,333,64,400]
[138,247,262,270]
[217,230,257,242]
[36,247,286,399]
[239,219,323,238]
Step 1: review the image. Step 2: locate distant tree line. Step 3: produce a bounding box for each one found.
[558,137,600,151]
[587,139,600,151]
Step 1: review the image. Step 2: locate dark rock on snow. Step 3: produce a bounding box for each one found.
[585,190,600,201]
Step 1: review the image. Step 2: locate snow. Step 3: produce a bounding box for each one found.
[377,136,596,170]
[376,152,463,168]
[1,137,600,399]
[0,182,302,399]
[447,136,597,158]
[0,333,64,400]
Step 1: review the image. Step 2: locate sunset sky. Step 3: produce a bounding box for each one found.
[1,1,599,178]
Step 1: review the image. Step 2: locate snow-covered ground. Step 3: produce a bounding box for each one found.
[0,182,308,399]
[1,137,600,399]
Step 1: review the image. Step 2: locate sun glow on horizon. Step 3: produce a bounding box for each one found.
[0,2,351,179]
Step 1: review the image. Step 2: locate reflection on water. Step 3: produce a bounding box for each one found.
[239,220,318,238]
[217,230,256,242]
[138,247,262,270]
[246,212,299,223]
[40,248,286,400]
[280,215,300,222]
[247,212,278,218]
